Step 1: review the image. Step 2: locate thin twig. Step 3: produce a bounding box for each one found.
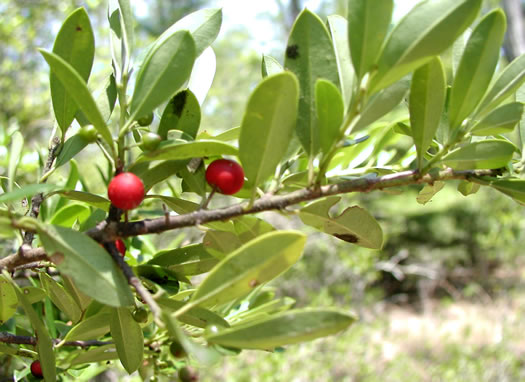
[0,332,112,347]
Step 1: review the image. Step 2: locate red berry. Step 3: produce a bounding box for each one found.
[115,239,126,256]
[108,172,145,210]
[30,360,43,379]
[205,159,244,195]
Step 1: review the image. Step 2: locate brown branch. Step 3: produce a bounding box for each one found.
[22,136,61,245]
[0,168,500,271]
[0,332,111,347]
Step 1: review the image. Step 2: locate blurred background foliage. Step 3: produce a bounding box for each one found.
[1,0,525,380]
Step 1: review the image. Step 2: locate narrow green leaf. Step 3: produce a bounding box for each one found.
[239,72,299,192]
[148,244,218,276]
[77,73,118,125]
[117,0,134,61]
[157,90,201,140]
[61,275,92,311]
[206,308,356,350]
[327,15,354,108]
[261,55,283,77]
[55,135,89,168]
[458,181,480,196]
[70,344,118,366]
[416,181,445,205]
[37,224,134,307]
[50,7,95,136]
[138,160,186,192]
[40,273,82,323]
[471,102,524,136]
[0,275,17,324]
[440,139,516,169]
[316,79,344,155]
[50,203,90,228]
[20,286,46,304]
[129,31,196,121]
[449,10,506,128]
[188,46,216,105]
[39,50,113,147]
[137,140,237,162]
[157,297,229,328]
[284,9,339,156]
[53,190,110,211]
[478,53,525,114]
[370,0,481,93]
[110,307,144,374]
[348,0,393,79]
[488,178,525,204]
[409,57,447,168]
[7,131,23,192]
[191,231,306,307]
[63,311,110,341]
[299,196,383,249]
[0,184,59,204]
[352,77,409,133]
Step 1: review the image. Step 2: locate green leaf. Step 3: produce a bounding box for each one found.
[416,181,445,205]
[77,73,118,125]
[409,57,447,168]
[239,72,299,193]
[138,160,187,192]
[110,307,144,374]
[50,203,90,228]
[20,286,47,304]
[261,55,283,77]
[0,275,17,324]
[458,181,480,196]
[157,297,229,328]
[63,311,110,341]
[471,102,524,136]
[0,184,59,204]
[137,140,237,162]
[7,131,23,192]
[53,190,110,211]
[369,0,481,93]
[188,46,216,105]
[352,77,410,133]
[478,53,525,114]
[129,31,196,121]
[61,275,92,311]
[316,79,344,155]
[9,275,55,381]
[299,196,383,249]
[148,244,218,276]
[55,135,89,168]
[50,7,95,136]
[449,9,506,129]
[327,15,354,108]
[206,308,356,350]
[155,8,222,57]
[157,89,201,140]
[191,231,306,307]
[37,224,134,307]
[347,0,393,80]
[440,139,516,170]
[40,273,82,323]
[39,50,113,147]
[284,9,339,156]
[70,344,118,366]
[117,0,134,63]
[487,178,525,204]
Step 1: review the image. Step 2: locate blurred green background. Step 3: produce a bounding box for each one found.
[1,0,525,380]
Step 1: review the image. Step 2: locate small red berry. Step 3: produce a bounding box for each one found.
[30,360,43,379]
[205,159,244,195]
[115,239,126,256]
[108,172,145,210]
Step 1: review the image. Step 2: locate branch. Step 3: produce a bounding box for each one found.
[0,168,500,271]
[0,332,111,348]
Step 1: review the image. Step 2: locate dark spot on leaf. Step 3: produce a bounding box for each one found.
[286,44,299,59]
[249,279,259,288]
[171,91,188,117]
[334,234,359,243]
[76,25,83,31]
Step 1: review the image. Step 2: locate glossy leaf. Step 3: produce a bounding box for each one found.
[478,53,525,114]
[206,308,356,350]
[416,181,445,205]
[129,31,196,121]
[440,140,516,170]
[7,131,23,192]
[0,184,59,204]
[347,0,393,79]
[409,57,447,168]
[316,79,344,155]
[53,190,110,210]
[188,47,216,105]
[55,135,89,168]
[70,345,118,366]
[148,244,218,276]
[488,178,525,204]
[37,224,134,307]
[63,311,110,341]
[157,89,201,140]
[284,9,339,156]
[117,0,134,63]
[327,15,354,108]
[352,77,409,133]
[137,140,237,162]
[138,161,186,192]
[449,10,506,129]
[239,72,299,193]
[50,203,90,228]
[156,297,229,328]
[0,275,17,324]
[50,7,95,136]
[191,231,306,307]
[39,50,113,147]
[471,102,524,136]
[110,307,144,374]
[261,55,282,77]
[77,73,118,125]
[40,273,82,323]
[369,0,481,93]
[299,196,383,249]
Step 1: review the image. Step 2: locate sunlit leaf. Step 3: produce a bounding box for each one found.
[40,273,82,323]
[157,89,201,140]
[327,15,354,108]
[316,79,344,155]
[471,102,523,136]
[440,140,516,170]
